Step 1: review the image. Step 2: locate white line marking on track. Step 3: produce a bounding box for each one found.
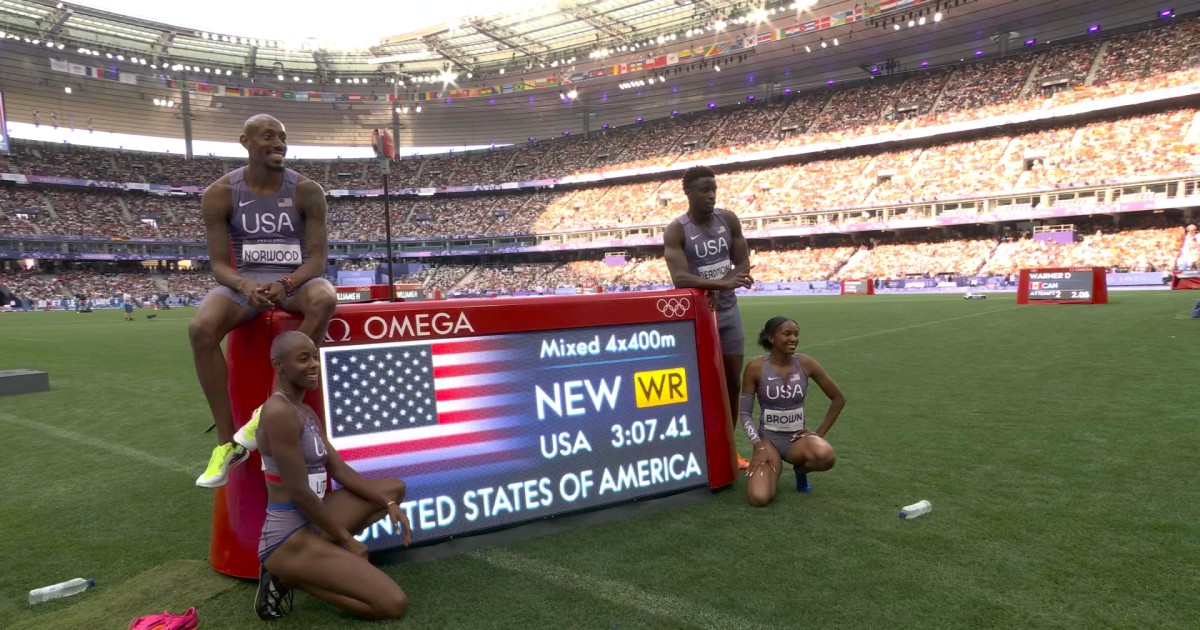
[470,548,767,630]
[0,411,194,475]
[804,306,1022,348]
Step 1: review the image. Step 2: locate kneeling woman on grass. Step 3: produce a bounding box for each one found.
[740,316,846,507]
[253,331,412,621]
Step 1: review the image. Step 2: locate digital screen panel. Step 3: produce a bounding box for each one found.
[335,288,373,303]
[320,320,710,550]
[842,280,871,295]
[1027,269,1094,301]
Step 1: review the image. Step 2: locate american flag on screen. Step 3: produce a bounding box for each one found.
[325,346,439,437]
[320,337,535,480]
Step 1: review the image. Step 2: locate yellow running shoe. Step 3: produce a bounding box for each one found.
[195,442,249,488]
[233,406,262,452]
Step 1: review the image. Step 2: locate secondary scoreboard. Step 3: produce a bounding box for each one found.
[1017,267,1108,304]
[211,289,734,575]
[841,279,874,295]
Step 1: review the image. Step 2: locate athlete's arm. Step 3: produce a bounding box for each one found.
[739,358,763,445]
[741,359,775,477]
[663,220,741,291]
[725,209,754,288]
[289,178,329,287]
[201,180,271,306]
[799,354,846,438]
[324,442,411,546]
[258,398,354,545]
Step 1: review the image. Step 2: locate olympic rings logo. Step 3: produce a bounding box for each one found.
[656,297,690,318]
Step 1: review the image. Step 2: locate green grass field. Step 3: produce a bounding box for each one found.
[1,291,1197,629]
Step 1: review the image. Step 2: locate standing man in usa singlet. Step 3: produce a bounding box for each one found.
[191,114,337,488]
[664,165,755,472]
[740,316,846,506]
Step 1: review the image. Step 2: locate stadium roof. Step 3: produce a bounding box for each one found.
[2,0,1192,85]
[0,0,1196,148]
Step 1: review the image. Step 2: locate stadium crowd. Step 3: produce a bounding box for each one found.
[5,96,1197,241]
[3,214,1188,301]
[3,18,1199,301]
[3,19,1200,194]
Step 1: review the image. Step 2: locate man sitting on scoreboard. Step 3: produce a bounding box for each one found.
[190,114,337,488]
[664,166,755,470]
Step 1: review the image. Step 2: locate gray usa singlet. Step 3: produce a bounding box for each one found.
[228,166,306,279]
[756,354,809,434]
[677,209,737,311]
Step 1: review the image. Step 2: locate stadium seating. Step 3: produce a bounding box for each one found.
[3,19,1199,297]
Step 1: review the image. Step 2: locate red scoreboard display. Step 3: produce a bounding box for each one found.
[1017,267,1108,304]
[841,279,874,295]
[211,290,735,576]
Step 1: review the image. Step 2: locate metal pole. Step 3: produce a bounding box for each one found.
[382,167,396,302]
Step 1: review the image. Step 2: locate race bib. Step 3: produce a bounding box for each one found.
[697,259,731,280]
[243,242,302,265]
[762,408,805,432]
[308,471,328,499]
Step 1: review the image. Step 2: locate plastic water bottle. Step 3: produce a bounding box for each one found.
[899,500,932,520]
[28,578,94,604]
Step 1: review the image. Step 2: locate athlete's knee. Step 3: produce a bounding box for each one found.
[810,444,835,471]
[747,487,772,508]
[306,281,337,318]
[371,589,408,620]
[187,317,221,349]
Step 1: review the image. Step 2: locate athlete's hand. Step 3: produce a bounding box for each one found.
[735,264,755,288]
[340,537,369,559]
[706,290,719,311]
[388,503,412,547]
[790,429,818,443]
[746,446,776,478]
[723,265,755,290]
[258,281,287,306]
[238,280,274,309]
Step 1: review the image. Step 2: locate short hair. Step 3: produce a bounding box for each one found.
[682,165,716,188]
[270,330,313,362]
[242,113,282,135]
[757,316,796,351]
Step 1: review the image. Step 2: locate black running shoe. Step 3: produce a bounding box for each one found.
[254,566,293,621]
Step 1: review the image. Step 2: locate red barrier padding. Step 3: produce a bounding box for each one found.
[210,288,733,577]
[1170,273,1200,290]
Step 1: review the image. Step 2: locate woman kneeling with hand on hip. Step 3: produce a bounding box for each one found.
[254,330,412,621]
[740,317,846,507]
